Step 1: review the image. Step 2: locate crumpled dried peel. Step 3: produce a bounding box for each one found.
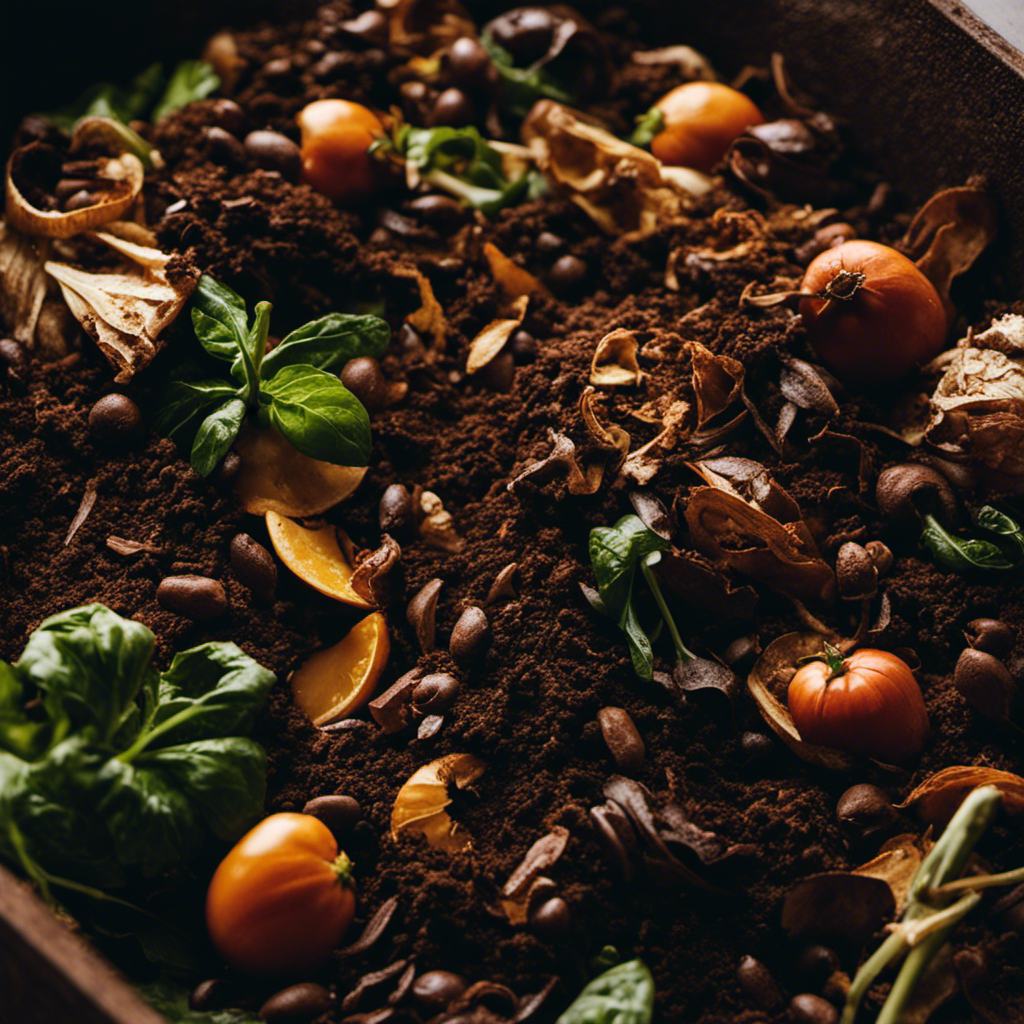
[291,612,390,726]
[854,832,932,915]
[590,328,643,387]
[746,632,855,770]
[896,765,1024,826]
[483,243,550,302]
[390,753,486,853]
[686,340,745,428]
[507,428,604,495]
[0,222,48,345]
[266,511,372,609]
[395,265,446,351]
[466,294,529,373]
[234,425,367,517]
[579,386,630,456]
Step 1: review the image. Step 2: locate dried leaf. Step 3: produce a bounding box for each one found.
[341,959,410,1013]
[686,341,744,428]
[779,355,839,415]
[466,294,529,374]
[902,184,998,324]
[502,826,570,897]
[394,266,446,352]
[590,328,643,387]
[655,548,758,621]
[854,832,932,914]
[65,482,98,546]
[418,490,465,552]
[746,632,856,770]
[628,491,673,541]
[590,800,638,881]
[671,657,739,707]
[521,100,706,237]
[579,386,630,455]
[514,977,559,1023]
[689,456,803,522]
[483,243,550,302]
[380,0,475,57]
[507,429,603,496]
[416,714,443,740]
[781,871,895,944]
[618,400,690,485]
[896,765,1024,826]
[337,896,400,957]
[0,223,49,346]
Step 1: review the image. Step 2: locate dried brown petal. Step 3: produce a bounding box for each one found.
[416,714,444,740]
[64,481,97,546]
[466,294,529,373]
[589,800,637,881]
[671,657,739,707]
[352,534,403,607]
[407,578,443,653]
[336,896,400,957]
[618,400,690,486]
[746,632,856,770]
[502,826,570,897]
[781,872,895,944]
[779,355,839,416]
[0,223,49,346]
[896,765,1024,826]
[106,535,162,556]
[418,490,465,552]
[579,386,630,455]
[902,184,997,325]
[507,429,604,496]
[854,832,932,915]
[394,266,446,352]
[341,959,409,1014]
[514,977,559,1023]
[686,340,744,428]
[483,243,550,302]
[388,962,418,1007]
[590,328,643,388]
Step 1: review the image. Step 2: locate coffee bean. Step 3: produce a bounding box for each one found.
[740,731,774,765]
[157,575,228,620]
[262,57,293,79]
[736,956,783,1010]
[489,7,556,63]
[229,533,277,599]
[477,351,515,392]
[449,606,490,663]
[789,993,838,1024]
[204,126,246,166]
[379,483,413,534]
[210,98,245,136]
[964,617,1015,659]
[536,231,564,255]
[448,37,491,85]
[954,647,1015,720]
[411,672,461,714]
[64,189,99,212]
[547,254,588,295]
[597,707,645,775]
[509,329,538,365]
[836,784,895,838]
[724,635,760,669]
[88,394,144,451]
[302,794,361,840]
[400,80,433,121]
[259,982,331,1023]
[412,971,467,1015]
[215,451,242,483]
[529,896,571,941]
[794,945,840,990]
[244,130,302,182]
[189,979,235,1011]
[310,51,355,80]
[341,357,386,411]
[430,88,474,128]
[339,9,388,46]
[408,194,466,232]
[835,542,877,600]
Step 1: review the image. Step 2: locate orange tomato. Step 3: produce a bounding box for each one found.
[206,812,355,974]
[297,99,383,203]
[788,647,929,763]
[649,82,763,172]
[799,240,947,384]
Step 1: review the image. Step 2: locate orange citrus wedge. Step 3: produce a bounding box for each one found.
[390,753,486,853]
[291,611,390,725]
[266,511,371,608]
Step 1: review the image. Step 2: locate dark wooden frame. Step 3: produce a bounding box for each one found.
[1,2,1022,1021]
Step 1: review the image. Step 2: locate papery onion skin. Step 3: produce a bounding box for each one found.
[787,648,929,763]
[206,812,355,974]
[799,240,947,384]
[650,82,764,173]
[297,100,383,203]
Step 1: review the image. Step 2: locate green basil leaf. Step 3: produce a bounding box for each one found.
[262,313,391,376]
[557,959,655,1024]
[262,364,371,466]
[17,604,156,743]
[151,60,220,123]
[480,35,575,119]
[589,515,669,615]
[48,63,165,130]
[976,505,1024,559]
[150,643,277,746]
[191,276,258,396]
[190,398,247,477]
[920,514,1017,574]
[191,308,238,363]
[620,601,655,682]
[0,663,52,760]
[155,379,241,445]
[247,300,272,380]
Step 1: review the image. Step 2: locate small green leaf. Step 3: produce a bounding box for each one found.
[630,107,665,149]
[262,313,391,376]
[262,364,371,466]
[48,63,165,130]
[191,276,259,399]
[191,308,238,363]
[589,516,669,615]
[190,399,247,477]
[247,301,272,380]
[152,61,220,122]
[557,959,655,1024]
[138,976,260,1024]
[155,379,242,445]
[480,35,575,119]
[920,513,1020,574]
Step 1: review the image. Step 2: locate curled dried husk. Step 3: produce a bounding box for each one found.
[380,0,476,57]
[631,45,716,79]
[466,294,529,373]
[521,100,708,237]
[896,765,1024,826]
[502,826,569,898]
[747,632,855,770]
[508,428,604,495]
[394,265,447,352]
[390,753,486,853]
[686,340,744,428]
[483,242,550,302]
[618,400,690,485]
[590,328,643,387]
[351,534,403,607]
[579,386,630,459]
[902,183,997,325]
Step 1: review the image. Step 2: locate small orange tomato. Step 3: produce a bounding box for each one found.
[206,812,355,974]
[799,240,947,384]
[788,646,929,763]
[648,82,763,172]
[297,99,383,203]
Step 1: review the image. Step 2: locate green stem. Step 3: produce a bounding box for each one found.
[840,930,907,1024]
[822,642,846,680]
[901,892,980,946]
[875,930,948,1024]
[423,168,503,210]
[116,706,197,763]
[640,558,696,663]
[930,864,1024,898]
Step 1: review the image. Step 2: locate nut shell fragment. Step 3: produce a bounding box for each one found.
[390,753,486,853]
[590,328,643,388]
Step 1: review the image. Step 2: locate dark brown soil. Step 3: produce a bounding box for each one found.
[2,3,1023,1023]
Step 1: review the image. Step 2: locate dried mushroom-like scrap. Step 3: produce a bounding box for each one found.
[521,100,709,237]
[466,294,529,373]
[390,753,486,853]
[590,328,643,388]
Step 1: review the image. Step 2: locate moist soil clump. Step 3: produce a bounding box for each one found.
[2,3,1023,1023]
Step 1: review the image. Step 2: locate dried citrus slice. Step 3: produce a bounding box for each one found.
[234,424,366,517]
[266,511,371,608]
[291,611,390,726]
[390,753,486,853]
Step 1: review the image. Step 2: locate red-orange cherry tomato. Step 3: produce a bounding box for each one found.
[799,240,947,384]
[206,812,355,974]
[788,647,929,763]
[297,99,383,203]
[649,82,763,172]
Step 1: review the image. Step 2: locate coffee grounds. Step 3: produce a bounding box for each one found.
[2,3,1023,1022]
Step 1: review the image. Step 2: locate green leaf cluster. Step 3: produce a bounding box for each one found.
[0,604,274,901]
[480,35,575,119]
[156,275,390,475]
[394,124,536,215]
[557,959,655,1024]
[920,506,1024,574]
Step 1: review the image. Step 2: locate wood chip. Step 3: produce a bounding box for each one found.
[106,535,162,556]
[336,895,400,957]
[64,482,97,546]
